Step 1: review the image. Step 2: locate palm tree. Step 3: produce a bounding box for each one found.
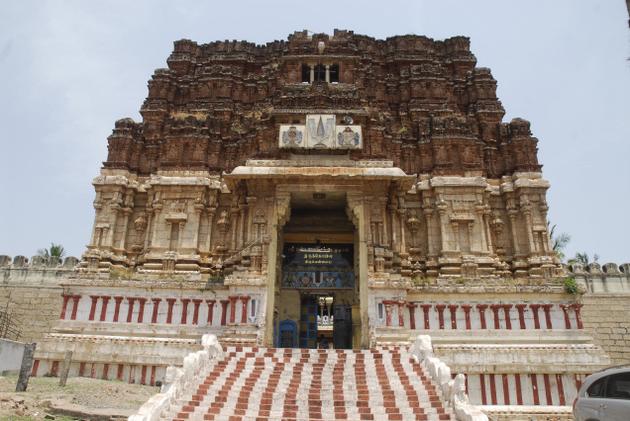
[549,223,571,261]
[568,252,599,266]
[37,243,66,259]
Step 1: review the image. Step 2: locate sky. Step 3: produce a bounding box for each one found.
[0,1,629,263]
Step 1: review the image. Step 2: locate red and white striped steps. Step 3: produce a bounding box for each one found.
[163,346,454,421]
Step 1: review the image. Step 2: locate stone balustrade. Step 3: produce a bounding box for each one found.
[565,262,630,293]
[0,254,80,269]
[410,335,488,421]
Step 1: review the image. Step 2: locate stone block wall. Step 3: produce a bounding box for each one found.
[0,255,78,343]
[569,262,630,364]
[581,294,630,364]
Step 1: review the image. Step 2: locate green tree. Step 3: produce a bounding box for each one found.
[549,223,571,261]
[37,243,66,259]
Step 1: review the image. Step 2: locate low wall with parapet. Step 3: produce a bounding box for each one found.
[0,255,79,342]
[567,262,630,364]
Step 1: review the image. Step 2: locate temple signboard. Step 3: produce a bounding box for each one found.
[282,243,354,289]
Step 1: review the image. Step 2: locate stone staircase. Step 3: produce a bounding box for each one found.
[162,346,455,421]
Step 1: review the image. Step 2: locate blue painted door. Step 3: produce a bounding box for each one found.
[299,296,318,349]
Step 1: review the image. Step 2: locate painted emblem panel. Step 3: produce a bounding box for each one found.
[335,125,362,149]
[278,125,306,148]
[305,114,335,148]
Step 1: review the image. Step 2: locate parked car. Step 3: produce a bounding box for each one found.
[573,366,630,421]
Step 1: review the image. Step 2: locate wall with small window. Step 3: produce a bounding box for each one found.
[301,63,340,83]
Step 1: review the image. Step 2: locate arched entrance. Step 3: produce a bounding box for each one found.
[275,191,358,349]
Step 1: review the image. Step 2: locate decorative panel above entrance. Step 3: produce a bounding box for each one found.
[279,115,362,150]
[282,243,354,289]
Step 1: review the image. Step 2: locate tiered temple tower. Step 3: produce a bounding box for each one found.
[19,30,611,414]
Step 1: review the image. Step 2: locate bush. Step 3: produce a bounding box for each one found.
[564,277,579,295]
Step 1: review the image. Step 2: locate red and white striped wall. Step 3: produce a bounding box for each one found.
[466,372,587,406]
[58,293,261,327]
[30,359,166,386]
[376,300,584,331]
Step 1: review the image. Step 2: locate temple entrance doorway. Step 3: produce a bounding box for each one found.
[297,292,353,349]
[276,191,358,349]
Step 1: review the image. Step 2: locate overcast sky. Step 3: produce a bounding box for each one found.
[0,1,628,263]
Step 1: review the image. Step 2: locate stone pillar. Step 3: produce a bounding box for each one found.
[206,300,216,325]
[515,304,527,329]
[398,208,407,256]
[60,294,71,320]
[423,207,434,256]
[521,203,536,254]
[192,299,202,325]
[228,296,238,324]
[240,296,251,324]
[137,298,147,323]
[88,296,99,321]
[347,194,369,348]
[70,295,81,320]
[180,298,190,324]
[325,64,330,83]
[560,304,572,329]
[166,298,176,324]
[236,207,245,250]
[264,193,290,346]
[126,297,136,323]
[508,211,520,255]
[502,304,513,330]
[490,305,501,329]
[572,303,584,329]
[380,200,389,246]
[448,304,458,329]
[476,304,488,329]
[151,298,161,323]
[230,208,240,252]
[58,350,73,387]
[100,296,111,322]
[384,302,393,327]
[461,305,472,330]
[113,296,124,322]
[435,304,446,330]
[541,304,553,329]
[220,299,229,326]
[420,304,431,329]
[397,301,405,327]
[309,64,314,83]
[407,303,417,330]
[15,343,36,392]
[482,207,494,253]
[119,207,132,251]
[389,203,399,253]
[204,207,217,255]
[450,222,460,252]
[191,203,203,253]
[437,201,449,253]
[529,304,541,329]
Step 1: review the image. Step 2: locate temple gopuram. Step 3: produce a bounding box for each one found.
[6,30,619,419]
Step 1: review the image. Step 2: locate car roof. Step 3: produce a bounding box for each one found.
[580,366,630,392]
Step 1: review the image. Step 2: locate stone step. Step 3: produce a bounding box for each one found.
[162,346,454,421]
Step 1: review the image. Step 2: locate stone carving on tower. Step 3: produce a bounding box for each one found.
[79,29,562,283]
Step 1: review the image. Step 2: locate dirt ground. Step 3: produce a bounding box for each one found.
[0,375,158,420]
